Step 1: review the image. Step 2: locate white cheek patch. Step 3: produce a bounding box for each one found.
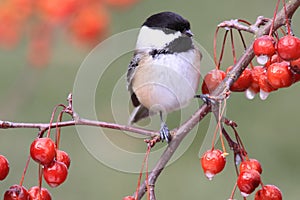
[136,26,181,50]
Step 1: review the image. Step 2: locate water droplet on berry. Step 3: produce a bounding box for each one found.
[245,88,256,99]
[205,171,215,180]
[241,192,250,197]
[259,89,269,100]
[257,55,268,65]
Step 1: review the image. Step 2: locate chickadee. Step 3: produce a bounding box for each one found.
[127,11,201,142]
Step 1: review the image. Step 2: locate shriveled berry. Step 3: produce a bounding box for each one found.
[240,159,262,174]
[56,150,71,169]
[0,155,9,180]
[237,169,261,197]
[267,61,294,89]
[200,149,226,180]
[28,186,52,200]
[255,185,282,200]
[201,69,226,94]
[4,185,29,200]
[226,66,252,92]
[43,161,68,188]
[30,138,56,166]
[277,35,300,61]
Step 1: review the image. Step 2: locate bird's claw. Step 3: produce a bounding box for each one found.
[160,123,171,143]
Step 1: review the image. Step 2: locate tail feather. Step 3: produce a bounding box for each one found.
[128,105,151,124]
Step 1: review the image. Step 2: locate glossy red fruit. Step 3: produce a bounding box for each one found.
[258,70,277,100]
[43,161,68,188]
[226,66,252,91]
[253,35,276,57]
[237,169,261,197]
[0,155,9,180]
[267,61,294,89]
[277,35,300,61]
[30,138,56,166]
[255,185,282,200]
[122,196,135,200]
[4,185,29,200]
[290,57,300,82]
[201,149,226,180]
[28,186,52,200]
[250,66,265,92]
[201,69,226,94]
[240,159,262,174]
[56,150,71,169]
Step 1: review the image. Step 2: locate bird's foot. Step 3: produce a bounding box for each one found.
[160,123,171,143]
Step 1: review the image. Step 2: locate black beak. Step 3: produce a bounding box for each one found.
[184,29,193,37]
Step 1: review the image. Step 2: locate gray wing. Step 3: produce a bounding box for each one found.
[127,52,151,124]
[127,52,141,107]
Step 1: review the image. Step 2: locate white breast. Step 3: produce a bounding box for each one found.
[132,49,201,114]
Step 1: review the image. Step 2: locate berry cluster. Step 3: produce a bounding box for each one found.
[202,0,300,101]
[0,0,139,67]
[200,145,282,199]
[1,104,72,199]
[30,138,70,188]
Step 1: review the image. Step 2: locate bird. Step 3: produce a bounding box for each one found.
[127,11,202,142]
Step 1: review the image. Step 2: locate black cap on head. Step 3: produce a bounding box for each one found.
[142,11,191,34]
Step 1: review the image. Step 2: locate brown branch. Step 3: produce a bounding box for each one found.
[0,118,159,138]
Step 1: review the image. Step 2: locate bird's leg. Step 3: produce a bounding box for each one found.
[159,111,171,143]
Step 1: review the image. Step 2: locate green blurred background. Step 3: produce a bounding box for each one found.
[1,0,300,199]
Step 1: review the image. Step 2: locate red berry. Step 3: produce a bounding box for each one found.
[30,138,56,166]
[201,69,226,94]
[291,57,300,70]
[200,149,226,180]
[43,161,68,188]
[37,0,80,23]
[69,5,109,45]
[259,71,275,92]
[240,159,262,174]
[122,196,135,200]
[267,61,294,89]
[277,35,300,61]
[290,57,300,82]
[253,35,276,57]
[0,155,9,180]
[250,66,265,92]
[255,185,282,200]
[56,150,71,169]
[4,185,29,200]
[226,66,252,92]
[253,36,276,65]
[237,169,261,197]
[28,186,52,200]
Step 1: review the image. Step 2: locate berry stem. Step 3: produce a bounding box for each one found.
[229,182,238,200]
[135,145,151,200]
[46,104,66,138]
[269,0,281,37]
[145,145,151,200]
[214,28,229,70]
[237,30,254,69]
[282,0,292,35]
[55,110,64,149]
[19,155,31,186]
[230,29,237,64]
[38,164,43,199]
